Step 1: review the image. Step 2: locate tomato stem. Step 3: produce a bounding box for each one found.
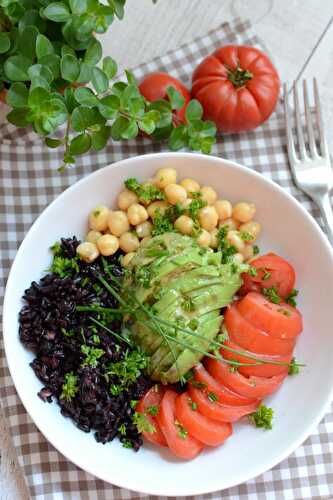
[227,66,253,88]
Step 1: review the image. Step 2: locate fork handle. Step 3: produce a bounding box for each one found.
[315,192,333,246]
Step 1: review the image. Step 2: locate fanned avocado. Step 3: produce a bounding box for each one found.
[122,232,247,383]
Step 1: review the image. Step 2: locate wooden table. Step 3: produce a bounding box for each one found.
[1,1,332,497]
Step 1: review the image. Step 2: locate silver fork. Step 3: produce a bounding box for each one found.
[284,79,333,245]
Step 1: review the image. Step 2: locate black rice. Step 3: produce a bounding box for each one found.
[19,237,151,451]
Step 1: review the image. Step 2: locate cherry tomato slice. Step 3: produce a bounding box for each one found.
[136,385,167,447]
[220,339,292,378]
[156,390,203,460]
[205,358,286,399]
[188,385,259,422]
[225,303,296,355]
[240,253,296,298]
[193,363,258,406]
[175,392,233,447]
[237,292,303,339]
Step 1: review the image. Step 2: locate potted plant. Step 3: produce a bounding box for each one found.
[0,0,216,169]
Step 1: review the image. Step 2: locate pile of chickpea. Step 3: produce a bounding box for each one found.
[76,167,261,267]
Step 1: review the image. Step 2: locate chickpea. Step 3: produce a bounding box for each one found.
[233,252,245,264]
[155,167,177,188]
[219,218,239,231]
[119,232,140,253]
[136,220,153,238]
[174,215,194,235]
[141,236,151,245]
[210,228,218,249]
[198,206,218,231]
[242,244,254,261]
[97,234,119,256]
[226,230,245,252]
[89,205,110,232]
[214,200,232,221]
[200,186,217,205]
[76,242,99,263]
[117,189,138,211]
[86,230,102,245]
[197,229,211,247]
[122,252,135,267]
[164,184,187,206]
[232,202,256,223]
[239,221,261,241]
[127,203,148,225]
[180,178,200,195]
[108,210,130,237]
[147,201,170,218]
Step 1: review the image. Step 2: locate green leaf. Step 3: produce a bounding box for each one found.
[4,55,31,81]
[121,119,138,140]
[168,125,188,150]
[6,83,29,108]
[125,69,137,85]
[19,9,47,33]
[167,86,185,111]
[138,115,156,135]
[98,94,120,119]
[30,76,51,91]
[43,2,71,22]
[38,54,61,79]
[0,32,11,54]
[74,87,99,107]
[69,0,88,14]
[111,81,127,96]
[61,45,76,57]
[91,125,111,150]
[61,54,80,82]
[108,0,126,19]
[200,136,215,154]
[71,106,105,132]
[91,67,109,94]
[28,87,49,109]
[111,116,130,140]
[17,26,38,60]
[77,62,92,84]
[84,39,102,66]
[69,133,91,155]
[28,64,54,84]
[7,108,30,127]
[45,137,63,148]
[102,56,117,79]
[36,34,54,59]
[185,100,203,122]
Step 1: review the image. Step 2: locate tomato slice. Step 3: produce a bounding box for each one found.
[240,253,296,298]
[193,363,258,406]
[188,385,259,423]
[156,390,203,460]
[225,303,296,355]
[205,358,286,399]
[237,292,303,339]
[175,392,232,446]
[136,385,167,447]
[220,339,291,377]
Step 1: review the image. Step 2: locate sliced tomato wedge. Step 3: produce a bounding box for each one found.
[193,363,258,406]
[156,390,203,460]
[136,385,167,447]
[237,292,302,339]
[240,253,296,298]
[188,385,259,422]
[220,339,292,378]
[225,303,296,355]
[175,391,233,446]
[205,358,286,399]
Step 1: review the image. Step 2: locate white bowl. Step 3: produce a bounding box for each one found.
[3,153,333,496]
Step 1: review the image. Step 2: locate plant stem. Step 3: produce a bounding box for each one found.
[89,316,132,346]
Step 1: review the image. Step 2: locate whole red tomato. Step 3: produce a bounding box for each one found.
[191,45,280,133]
[139,72,190,125]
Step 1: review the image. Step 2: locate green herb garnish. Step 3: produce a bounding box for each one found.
[262,286,281,304]
[253,245,260,255]
[147,405,159,416]
[288,357,300,375]
[174,420,188,439]
[207,391,218,402]
[217,226,237,264]
[81,345,105,367]
[125,177,165,203]
[248,266,258,277]
[285,289,298,307]
[249,405,274,430]
[49,255,79,278]
[240,231,254,242]
[133,412,156,434]
[60,372,79,401]
[118,423,127,435]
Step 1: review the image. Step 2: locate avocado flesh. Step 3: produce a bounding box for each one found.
[123,232,247,383]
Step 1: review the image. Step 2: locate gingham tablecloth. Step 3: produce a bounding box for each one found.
[1,18,333,500]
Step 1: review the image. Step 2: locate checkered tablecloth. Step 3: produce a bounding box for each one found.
[1,17,333,500]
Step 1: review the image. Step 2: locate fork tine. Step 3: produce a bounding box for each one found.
[293,82,307,159]
[283,83,298,165]
[313,78,329,159]
[303,80,317,158]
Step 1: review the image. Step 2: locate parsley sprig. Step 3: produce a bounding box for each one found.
[249,405,274,430]
[60,372,79,401]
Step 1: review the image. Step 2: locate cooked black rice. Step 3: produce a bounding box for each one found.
[19,237,151,451]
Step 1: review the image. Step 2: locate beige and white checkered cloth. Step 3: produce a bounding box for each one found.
[1,18,333,500]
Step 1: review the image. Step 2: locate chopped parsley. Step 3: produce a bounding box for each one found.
[130,400,138,409]
[49,255,79,278]
[105,349,148,393]
[118,423,127,435]
[151,209,174,236]
[182,295,195,312]
[187,197,207,220]
[134,265,152,288]
[253,245,260,255]
[249,405,274,430]
[217,226,237,264]
[248,266,258,277]
[91,334,100,344]
[174,420,188,439]
[262,286,281,304]
[125,177,165,203]
[208,391,218,402]
[191,380,207,389]
[288,357,300,375]
[240,231,254,242]
[61,327,74,338]
[60,372,79,401]
[133,412,156,434]
[262,269,271,281]
[81,345,105,367]
[122,439,133,449]
[187,398,197,411]
[285,288,298,307]
[147,405,159,416]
